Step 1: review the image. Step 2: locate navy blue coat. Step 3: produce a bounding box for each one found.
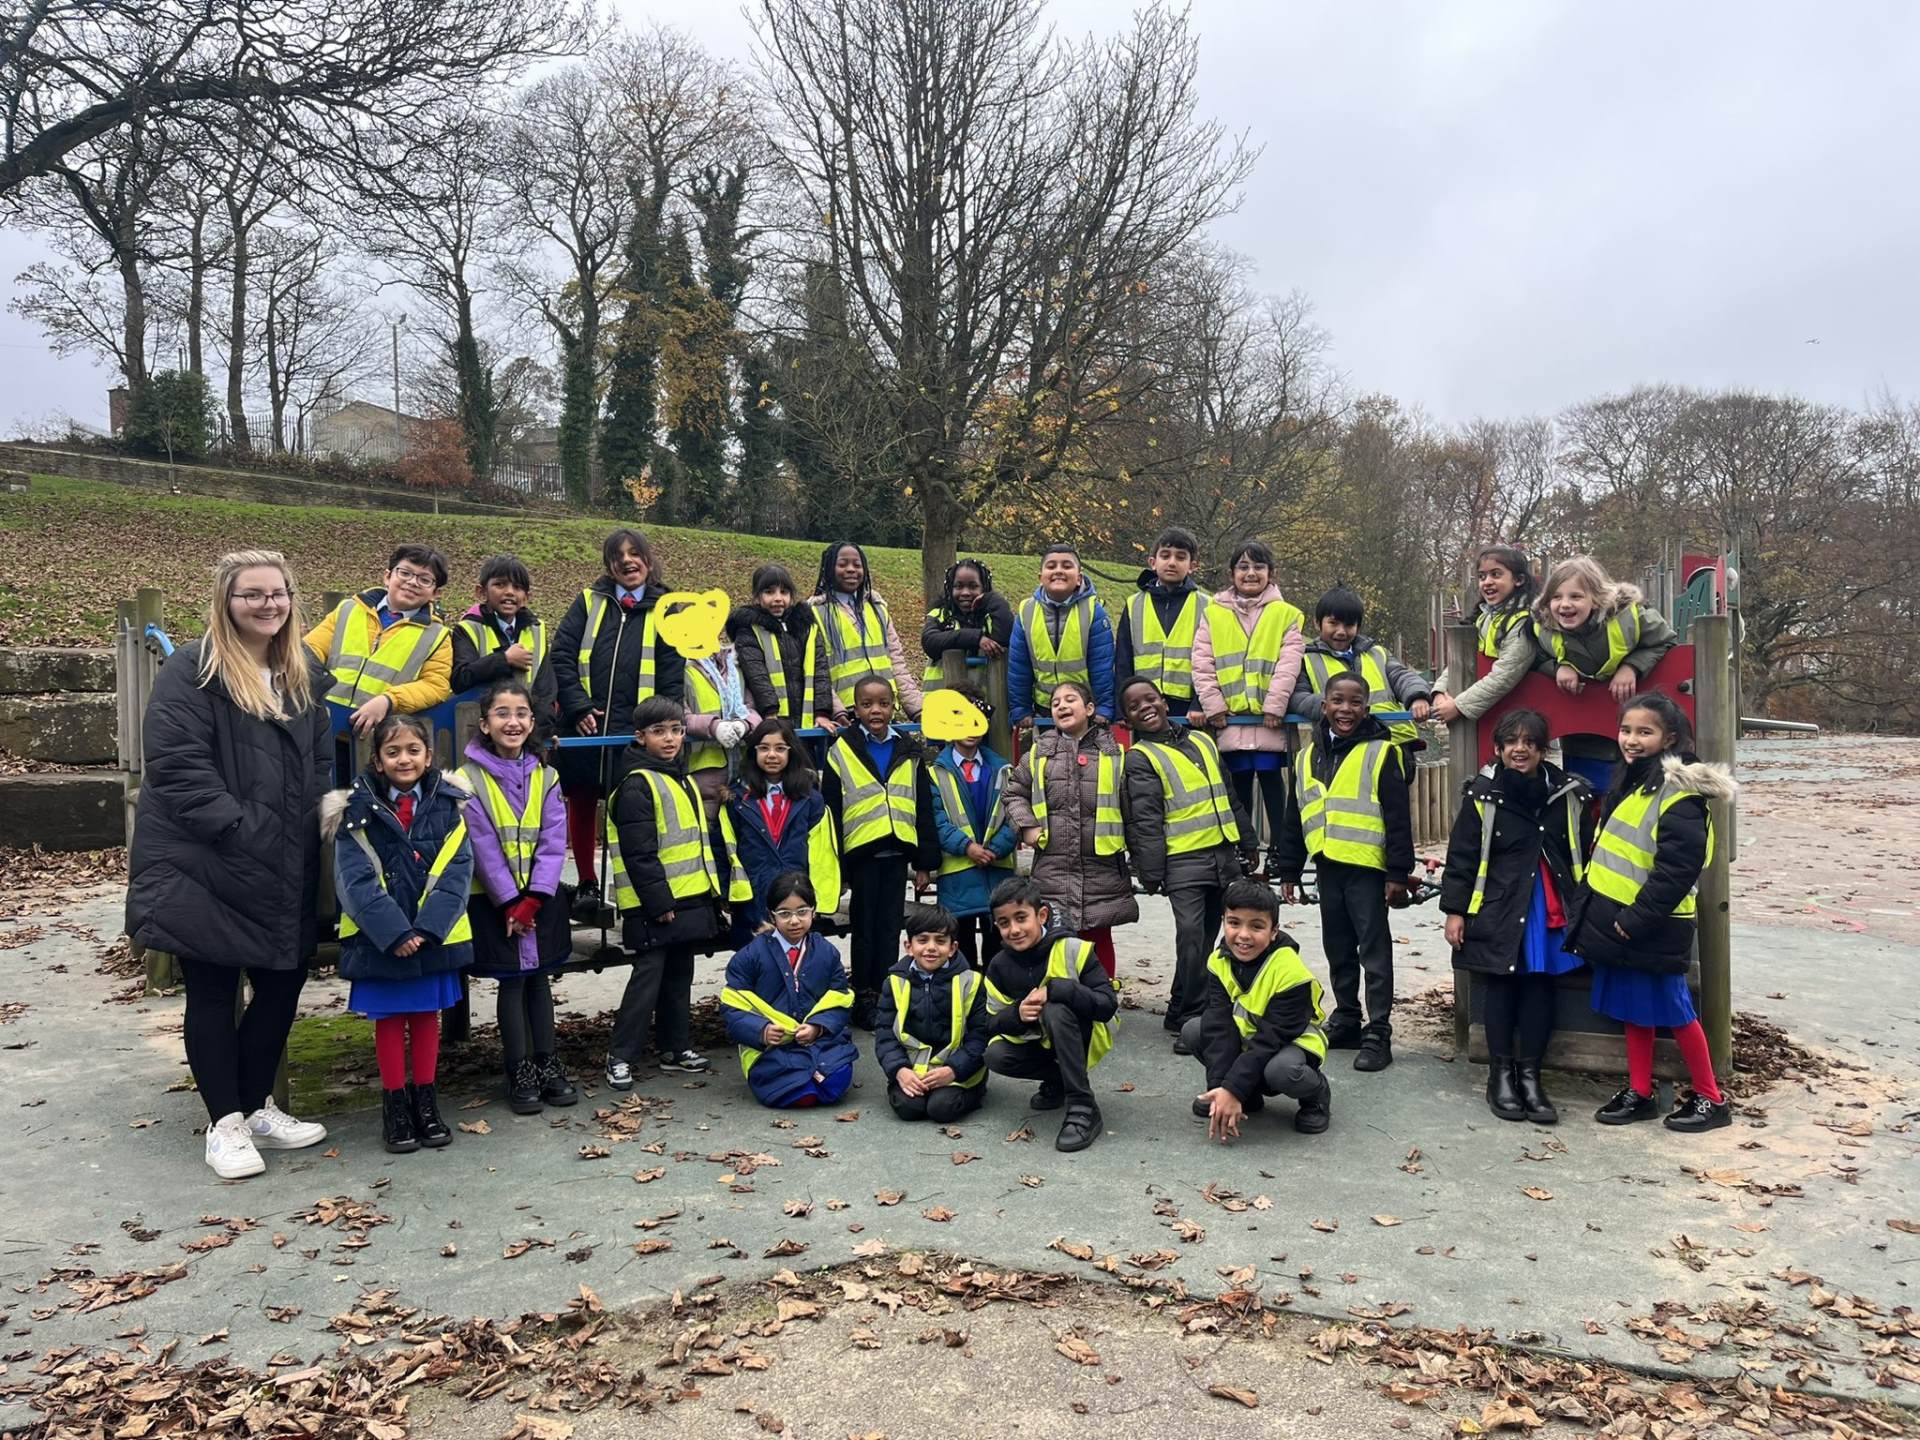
[929,743,1017,918]
[721,930,859,1106]
[723,780,833,928]
[324,769,475,980]
[872,953,990,1086]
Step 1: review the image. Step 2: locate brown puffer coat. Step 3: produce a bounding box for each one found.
[1002,725,1140,931]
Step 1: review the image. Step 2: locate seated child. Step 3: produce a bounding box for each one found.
[1182,878,1331,1142]
[720,872,858,1107]
[874,904,991,1123]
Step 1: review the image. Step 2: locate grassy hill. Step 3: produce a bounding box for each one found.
[0,475,1050,650]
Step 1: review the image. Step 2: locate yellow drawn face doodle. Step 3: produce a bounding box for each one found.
[654,590,732,660]
[922,689,988,742]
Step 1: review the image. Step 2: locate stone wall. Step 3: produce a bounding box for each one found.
[0,645,124,849]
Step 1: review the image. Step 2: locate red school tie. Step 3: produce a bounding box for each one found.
[961,759,978,783]
[395,793,416,829]
[788,946,803,971]
[620,594,639,611]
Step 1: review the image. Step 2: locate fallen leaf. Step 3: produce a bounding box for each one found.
[875,1188,905,1206]
[1209,1386,1259,1408]
[1019,1174,1044,1187]
[577,1144,610,1160]
[950,1151,979,1165]
[1050,1237,1095,1261]
[1311,1218,1339,1233]
[631,1239,672,1255]
[1479,1398,1544,1430]
[1372,1214,1403,1227]
[1056,1334,1101,1366]
[1889,1219,1920,1235]
[1172,1218,1205,1243]
[922,1205,955,1223]
[1006,1123,1034,1142]
[783,1200,813,1218]
[633,1167,667,1184]
[1520,1187,1553,1202]
[835,1109,861,1123]
[763,1238,809,1258]
[852,1237,888,1257]
[457,1119,492,1135]
[440,1242,457,1257]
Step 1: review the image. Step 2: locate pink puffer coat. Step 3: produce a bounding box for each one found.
[1191,585,1306,755]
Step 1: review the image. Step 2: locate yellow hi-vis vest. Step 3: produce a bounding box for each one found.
[983,936,1114,1068]
[1475,605,1528,659]
[337,818,474,945]
[1208,598,1303,714]
[1588,779,1712,920]
[1029,748,1125,855]
[932,757,1014,876]
[1124,589,1202,697]
[455,615,547,678]
[458,760,556,895]
[754,624,820,729]
[818,595,897,710]
[1544,603,1643,680]
[1205,944,1327,1062]
[1133,731,1241,854]
[889,969,987,1087]
[681,659,737,774]
[322,598,448,707]
[1465,770,1585,915]
[721,970,855,1078]
[828,735,918,850]
[1301,645,1416,744]
[718,803,843,913]
[606,769,721,912]
[1295,737,1392,870]
[575,589,658,703]
[1016,594,1093,708]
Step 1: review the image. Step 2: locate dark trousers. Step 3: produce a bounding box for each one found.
[1178,1017,1322,1100]
[1166,883,1226,1028]
[1482,972,1556,1061]
[954,915,983,968]
[985,1003,1096,1110]
[1227,766,1290,853]
[887,1081,985,1123]
[609,943,694,1061]
[496,973,556,1067]
[845,852,910,998]
[1317,859,1393,1034]
[179,958,308,1123]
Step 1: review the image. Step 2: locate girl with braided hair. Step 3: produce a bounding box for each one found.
[920,557,1016,689]
[806,541,924,721]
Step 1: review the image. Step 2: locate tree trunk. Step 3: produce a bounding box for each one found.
[263,307,286,452]
[115,203,148,391]
[226,214,251,452]
[918,472,964,609]
[452,280,493,481]
[186,208,206,377]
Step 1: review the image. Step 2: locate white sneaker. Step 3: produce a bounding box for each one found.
[205,1112,266,1179]
[247,1098,327,1150]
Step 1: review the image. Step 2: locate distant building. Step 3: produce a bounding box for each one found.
[311,399,423,464]
[515,425,561,468]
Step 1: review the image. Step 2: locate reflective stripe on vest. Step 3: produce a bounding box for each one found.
[1301,646,1415,744]
[829,738,918,850]
[1588,780,1711,919]
[1475,606,1526,660]
[982,936,1114,1068]
[889,970,986,1087]
[1465,775,1586,915]
[719,804,842,911]
[1029,749,1125,856]
[1208,598,1303,714]
[456,616,548,677]
[1204,944,1327,1062]
[1124,590,1202,696]
[577,589,658,704]
[1546,604,1642,680]
[1016,595,1092,707]
[932,761,1013,876]
[820,597,896,710]
[682,662,730,774]
[606,769,721,911]
[1133,731,1241,854]
[755,624,818,729]
[721,980,855,1078]
[323,599,447,707]
[1295,738,1390,870]
[337,817,473,945]
[458,761,555,895]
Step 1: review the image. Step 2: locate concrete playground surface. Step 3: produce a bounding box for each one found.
[1,736,1917,1437]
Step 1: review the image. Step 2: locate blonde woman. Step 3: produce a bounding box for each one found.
[127,550,335,1180]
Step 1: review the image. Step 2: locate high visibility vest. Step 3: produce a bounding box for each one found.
[1295,738,1392,870]
[456,615,547,679]
[321,598,448,707]
[1016,595,1093,708]
[337,816,474,945]
[888,970,986,1088]
[576,589,658,704]
[1300,646,1416,744]
[458,760,556,895]
[1465,771,1585,915]
[1475,606,1528,660]
[719,804,843,913]
[1205,944,1327,1062]
[1133,731,1241,855]
[1588,779,1712,920]
[828,737,919,850]
[1124,589,1202,697]
[682,661,734,774]
[818,596,897,710]
[1208,598,1303,714]
[754,624,819,729]
[1029,749,1125,856]
[721,972,855,1079]
[932,759,1014,876]
[982,936,1114,1068]
[606,769,721,912]
[921,609,1002,687]
[1544,604,1642,680]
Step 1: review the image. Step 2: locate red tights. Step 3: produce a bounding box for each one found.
[564,787,600,887]
[374,1012,440,1089]
[1080,927,1117,979]
[1625,1021,1721,1103]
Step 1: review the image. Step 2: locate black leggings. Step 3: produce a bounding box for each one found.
[1227,765,1289,851]
[497,973,557,1066]
[1482,972,1556,1062]
[179,958,308,1122]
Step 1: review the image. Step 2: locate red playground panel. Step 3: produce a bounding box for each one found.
[1473,646,1697,766]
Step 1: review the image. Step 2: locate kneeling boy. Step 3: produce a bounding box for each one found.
[1182,878,1331,1141]
[983,878,1117,1153]
[874,904,990,1123]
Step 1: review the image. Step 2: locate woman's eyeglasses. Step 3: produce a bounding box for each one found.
[232,590,293,607]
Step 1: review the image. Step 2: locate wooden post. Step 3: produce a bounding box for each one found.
[1444,622,1477,1056]
[937,651,1012,759]
[119,591,180,994]
[1692,614,1735,1074]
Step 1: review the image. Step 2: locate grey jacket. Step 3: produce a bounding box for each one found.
[1121,727,1255,894]
[1530,585,1677,682]
[1288,634,1432,724]
[1434,603,1538,719]
[1002,725,1140,931]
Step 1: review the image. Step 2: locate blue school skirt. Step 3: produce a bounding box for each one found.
[1520,874,1582,976]
[350,971,465,1020]
[1222,750,1284,773]
[1589,965,1696,1029]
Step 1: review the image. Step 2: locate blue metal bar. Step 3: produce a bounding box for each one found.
[142,623,175,657]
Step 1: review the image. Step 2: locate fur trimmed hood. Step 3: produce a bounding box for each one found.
[1662,752,1737,803]
[319,768,472,841]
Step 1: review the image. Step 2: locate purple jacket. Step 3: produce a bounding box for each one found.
[461,739,567,970]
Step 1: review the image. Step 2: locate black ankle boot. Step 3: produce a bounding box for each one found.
[382,1088,420,1154]
[410,1082,452,1148]
[1513,1061,1558,1124]
[507,1059,543,1115]
[537,1055,578,1107]
[1486,1056,1525,1120]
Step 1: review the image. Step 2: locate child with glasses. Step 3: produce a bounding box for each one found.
[720,873,858,1107]
[304,544,454,740]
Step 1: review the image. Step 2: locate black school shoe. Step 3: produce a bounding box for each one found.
[1594,1086,1659,1125]
[537,1055,578,1107]
[1034,1079,1065,1111]
[1056,1106,1104,1152]
[1353,1030,1393,1072]
[1664,1091,1732,1133]
[1191,1094,1211,1118]
[1171,1033,1194,1057]
[507,1059,543,1115]
[409,1082,452,1148]
[382,1088,421,1154]
[1294,1074,1332,1134]
[1322,1019,1364,1050]
[850,994,878,1032]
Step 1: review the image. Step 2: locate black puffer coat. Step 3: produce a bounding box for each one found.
[126,641,332,969]
[1439,761,1592,975]
[552,578,686,790]
[610,745,723,952]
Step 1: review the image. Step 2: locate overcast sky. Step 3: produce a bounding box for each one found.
[5,0,1918,435]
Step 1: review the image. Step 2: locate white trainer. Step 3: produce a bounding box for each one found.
[205,1112,266,1179]
[247,1098,328,1150]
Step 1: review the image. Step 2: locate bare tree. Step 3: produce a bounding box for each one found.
[255,224,377,452]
